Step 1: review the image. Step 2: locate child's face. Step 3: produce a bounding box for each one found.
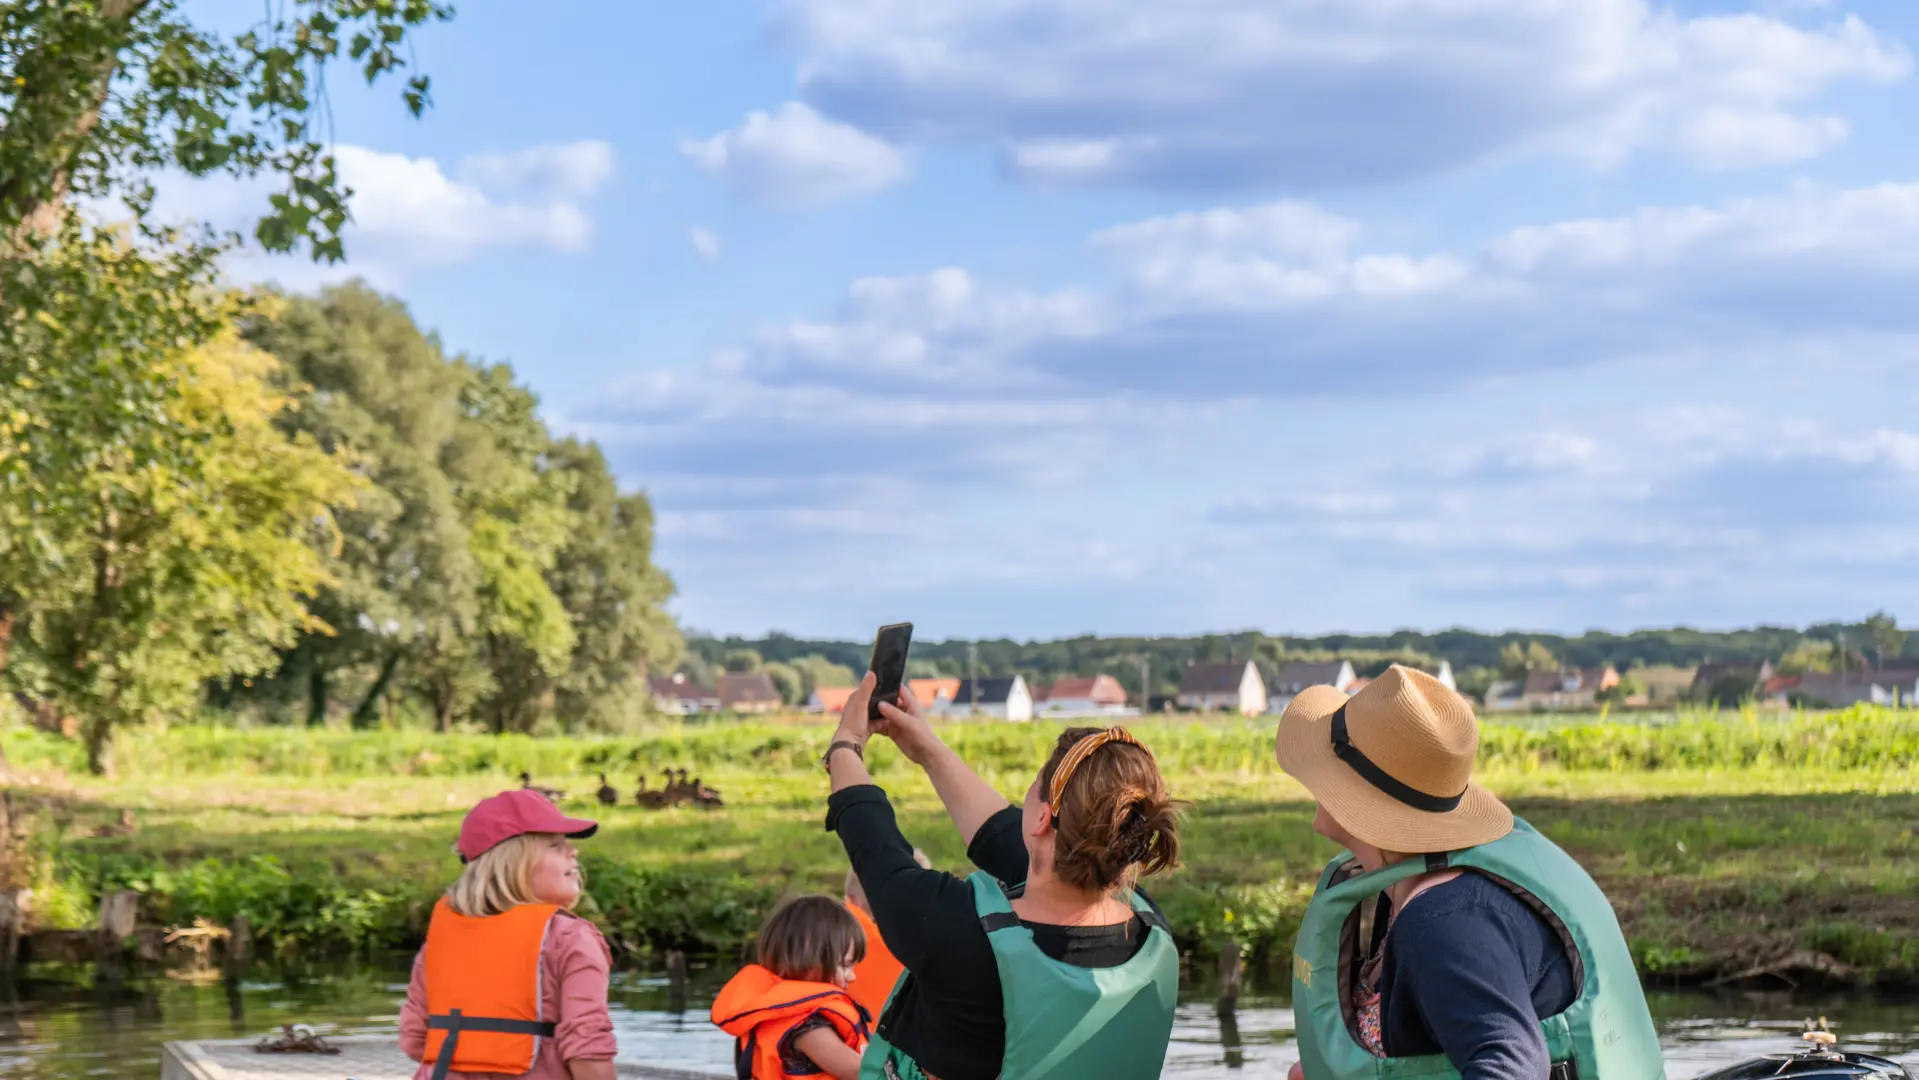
[528,835,583,907]
[832,945,858,989]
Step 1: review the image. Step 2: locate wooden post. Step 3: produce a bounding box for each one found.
[665,949,689,1013]
[1217,937,1243,1008]
[224,915,251,975]
[0,889,25,977]
[95,889,138,980]
[1217,938,1245,1070]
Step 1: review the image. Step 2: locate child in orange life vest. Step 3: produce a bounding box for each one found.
[841,848,928,1021]
[713,895,870,1080]
[399,789,617,1080]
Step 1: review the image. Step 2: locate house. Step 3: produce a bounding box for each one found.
[1176,661,1267,715]
[648,673,720,715]
[1690,660,1775,702]
[1779,669,1919,708]
[806,685,858,714]
[717,672,783,714]
[1035,674,1132,718]
[1425,660,1456,691]
[1266,661,1356,713]
[908,677,960,709]
[1502,667,1619,710]
[943,676,1034,721]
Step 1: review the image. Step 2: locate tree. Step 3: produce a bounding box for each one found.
[0,223,225,679]
[762,662,804,707]
[1862,611,1906,671]
[723,649,763,674]
[28,322,362,771]
[1777,641,1839,675]
[1499,640,1558,679]
[2,1,452,258]
[788,655,855,698]
[242,283,481,728]
[486,439,680,733]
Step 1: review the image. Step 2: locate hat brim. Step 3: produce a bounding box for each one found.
[558,817,599,841]
[1275,686,1512,853]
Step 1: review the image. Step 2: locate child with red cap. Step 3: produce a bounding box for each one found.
[399,789,617,1080]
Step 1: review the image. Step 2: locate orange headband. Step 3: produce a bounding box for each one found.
[1047,727,1150,816]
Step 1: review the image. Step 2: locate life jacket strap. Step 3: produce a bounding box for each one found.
[426,1008,558,1080]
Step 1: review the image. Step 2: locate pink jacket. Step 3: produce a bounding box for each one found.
[400,910,618,1080]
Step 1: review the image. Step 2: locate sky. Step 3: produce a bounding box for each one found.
[175,0,1919,642]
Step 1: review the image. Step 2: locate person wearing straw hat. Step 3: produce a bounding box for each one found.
[821,672,1183,1080]
[1276,665,1663,1080]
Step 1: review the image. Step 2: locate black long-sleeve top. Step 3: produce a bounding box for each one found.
[826,784,1157,1080]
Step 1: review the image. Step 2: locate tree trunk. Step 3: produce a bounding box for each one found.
[83,717,114,777]
[351,652,402,730]
[435,676,455,733]
[0,606,15,680]
[307,663,328,727]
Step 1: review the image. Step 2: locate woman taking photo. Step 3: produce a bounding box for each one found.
[821,674,1181,1080]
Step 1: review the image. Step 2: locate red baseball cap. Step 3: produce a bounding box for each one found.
[458,789,599,862]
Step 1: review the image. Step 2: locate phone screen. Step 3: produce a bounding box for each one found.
[868,623,914,722]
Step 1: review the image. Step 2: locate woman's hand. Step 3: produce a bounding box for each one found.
[873,682,940,765]
[836,671,878,746]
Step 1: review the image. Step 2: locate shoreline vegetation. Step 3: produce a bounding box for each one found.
[3,705,1915,990]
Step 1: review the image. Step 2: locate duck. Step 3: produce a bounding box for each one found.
[90,808,137,838]
[691,777,724,809]
[518,771,564,804]
[634,774,670,810]
[661,768,691,806]
[595,772,619,807]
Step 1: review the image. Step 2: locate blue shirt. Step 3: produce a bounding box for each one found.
[1379,872,1580,1080]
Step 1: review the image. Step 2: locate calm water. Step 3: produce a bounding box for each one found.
[1,960,1914,1079]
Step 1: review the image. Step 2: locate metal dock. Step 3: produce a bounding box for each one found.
[160,1035,727,1080]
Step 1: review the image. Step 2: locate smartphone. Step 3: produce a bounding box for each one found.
[868,622,914,722]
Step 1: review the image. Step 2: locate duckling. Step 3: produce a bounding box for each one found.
[663,768,692,806]
[90,808,137,838]
[635,775,670,810]
[595,772,619,807]
[691,777,724,809]
[518,771,564,804]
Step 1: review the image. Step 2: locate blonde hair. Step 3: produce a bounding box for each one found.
[447,833,579,917]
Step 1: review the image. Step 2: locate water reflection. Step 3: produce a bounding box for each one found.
[0,961,1912,1080]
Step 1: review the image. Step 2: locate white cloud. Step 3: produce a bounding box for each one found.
[688,226,724,263]
[775,0,1909,188]
[680,101,908,207]
[458,140,616,199]
[590,178,1919,633]
[148,142,616,288]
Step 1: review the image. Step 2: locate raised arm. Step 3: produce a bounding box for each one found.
[873,685,1009,845]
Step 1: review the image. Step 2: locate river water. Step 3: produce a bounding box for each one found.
[1,960,1914,1079]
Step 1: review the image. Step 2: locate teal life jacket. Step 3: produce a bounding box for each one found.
[1291,818,1665,1080]
[861,870,1180,1080]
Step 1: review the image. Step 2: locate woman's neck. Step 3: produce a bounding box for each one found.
[1011,865,1133,926]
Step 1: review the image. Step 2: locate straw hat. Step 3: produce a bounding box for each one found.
[1275,664,1511,853]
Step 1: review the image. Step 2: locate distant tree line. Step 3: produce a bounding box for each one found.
[685,617,1914,706]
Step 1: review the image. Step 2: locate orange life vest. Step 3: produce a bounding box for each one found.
[843,900,904,1021]
[422,897,562,1080]
[711,964,869,1080]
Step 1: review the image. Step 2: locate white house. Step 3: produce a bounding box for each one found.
[943,676,1034,721]
[1176,661,1267,715]
[1266,660,1356,714]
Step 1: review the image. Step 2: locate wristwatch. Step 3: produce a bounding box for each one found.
[821,739,864,771]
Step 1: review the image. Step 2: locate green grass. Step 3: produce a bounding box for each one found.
[6,705,1917,986]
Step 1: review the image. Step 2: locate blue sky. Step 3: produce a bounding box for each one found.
[181,0,1919,641]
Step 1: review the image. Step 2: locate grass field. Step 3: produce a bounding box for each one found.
[3,705,1916,987]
